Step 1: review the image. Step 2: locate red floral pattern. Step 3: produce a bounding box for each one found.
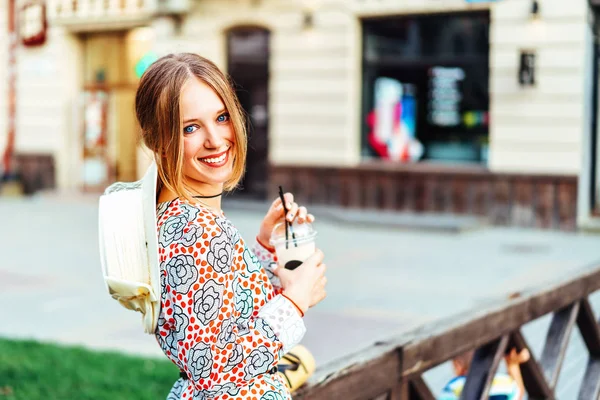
[155,199,305,400]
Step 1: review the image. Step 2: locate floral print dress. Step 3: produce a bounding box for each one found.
[155,198,306,400]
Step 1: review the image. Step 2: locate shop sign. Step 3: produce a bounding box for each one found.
[20,2,47,47]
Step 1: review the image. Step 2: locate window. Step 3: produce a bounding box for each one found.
[361,11,490,164]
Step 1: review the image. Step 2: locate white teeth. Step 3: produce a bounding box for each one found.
[200,153,226,164]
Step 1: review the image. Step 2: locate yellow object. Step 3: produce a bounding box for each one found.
[0,180,24,197]
[277,344,316,392]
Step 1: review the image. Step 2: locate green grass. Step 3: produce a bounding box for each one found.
[0,338,179,400]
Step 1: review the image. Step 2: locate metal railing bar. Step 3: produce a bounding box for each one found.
[577,357,600,400]
[577,298,600,357]
[459,335,509,400]
[540,302,580,390]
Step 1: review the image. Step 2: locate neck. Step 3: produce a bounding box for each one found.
[194,194,222,211]
[157,182,224,212]
[187,180,224,211]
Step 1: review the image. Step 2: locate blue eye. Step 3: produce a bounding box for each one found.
[217,113,230,123]
[183,125,197,134]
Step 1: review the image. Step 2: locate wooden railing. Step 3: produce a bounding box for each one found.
[295,261,600,399]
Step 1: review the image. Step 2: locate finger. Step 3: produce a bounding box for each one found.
[271,192,295,212]
[297,206,308,223]
[287,202,299,222]
[309,290,327,309]
[283,192,294,209]
[320,276,328,287]
[318,289,327,302]
[265,203,285,224]
[518,349,530,363]
[306,249,324,265]
[319,264,327,277]
[271,196,282,208]
[306,214,315,223]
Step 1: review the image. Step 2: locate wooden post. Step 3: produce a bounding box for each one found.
[2,0,16,177]
[460,335,509,400]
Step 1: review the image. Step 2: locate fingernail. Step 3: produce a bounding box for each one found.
[288,213,293,219]
[276,204,283,210]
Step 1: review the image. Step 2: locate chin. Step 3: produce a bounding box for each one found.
[194,167,234,187]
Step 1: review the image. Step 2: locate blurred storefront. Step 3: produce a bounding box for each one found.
[0,0,593,229]
[582,0,600,230]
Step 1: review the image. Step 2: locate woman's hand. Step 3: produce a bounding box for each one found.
[258,192,315,247]
[274,249,327,314]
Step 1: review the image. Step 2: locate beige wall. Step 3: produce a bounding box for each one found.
[489,0,587,175]
[15,25,83,189]
[151,0,362,167]
[9,0,591,190]
[157,0,588,174]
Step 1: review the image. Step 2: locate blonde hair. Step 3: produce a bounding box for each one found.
[135,53,247,201]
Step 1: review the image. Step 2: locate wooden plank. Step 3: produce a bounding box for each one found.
[459,335,509,400]
[577,357,600,400]
[401,262,600,378]
[540,302,580,390]
[294,344,401,400]
[409,376,435,400]
[508,330,554,399]
[577,298,600,357]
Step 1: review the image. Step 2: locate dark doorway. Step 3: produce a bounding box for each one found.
[227,27,270,199]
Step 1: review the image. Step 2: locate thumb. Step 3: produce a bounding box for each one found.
[267,203,285,222]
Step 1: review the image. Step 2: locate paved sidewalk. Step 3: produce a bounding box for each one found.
[1,195,599,397]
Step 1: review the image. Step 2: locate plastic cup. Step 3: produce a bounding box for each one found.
[270,221,317,270]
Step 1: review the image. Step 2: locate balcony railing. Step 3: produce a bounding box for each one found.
[294,261,600,399]
[47,0,188,30]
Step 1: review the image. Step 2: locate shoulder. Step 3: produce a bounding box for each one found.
[157,200,240,248]
[157,199,213,226]
[157,200,216,248]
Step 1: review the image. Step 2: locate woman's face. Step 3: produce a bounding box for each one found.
[179,76,235,193]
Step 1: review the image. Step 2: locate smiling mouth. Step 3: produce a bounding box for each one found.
[198,150,229,167]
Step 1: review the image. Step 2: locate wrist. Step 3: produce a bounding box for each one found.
[282,289,308,316]
[256,235,275,253]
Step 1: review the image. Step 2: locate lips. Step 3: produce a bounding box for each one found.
[198,149,229,168]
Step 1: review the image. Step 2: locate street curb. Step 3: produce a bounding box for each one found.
[222,198,488,233]
[26,191,487,233]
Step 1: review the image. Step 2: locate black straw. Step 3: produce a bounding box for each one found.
[278,186,297,248]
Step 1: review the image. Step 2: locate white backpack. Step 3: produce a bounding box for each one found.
[98,162,161,334]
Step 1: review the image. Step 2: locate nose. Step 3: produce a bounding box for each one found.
[203,124,225,149]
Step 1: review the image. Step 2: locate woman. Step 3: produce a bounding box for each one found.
[135,53,327,399]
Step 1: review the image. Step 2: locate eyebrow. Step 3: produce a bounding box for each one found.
[183,108,227,125]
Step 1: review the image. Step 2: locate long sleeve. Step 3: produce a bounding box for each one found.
[252,240,282,293]
[155,203,305,398]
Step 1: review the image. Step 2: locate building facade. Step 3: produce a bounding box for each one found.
[0,0,597,229]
